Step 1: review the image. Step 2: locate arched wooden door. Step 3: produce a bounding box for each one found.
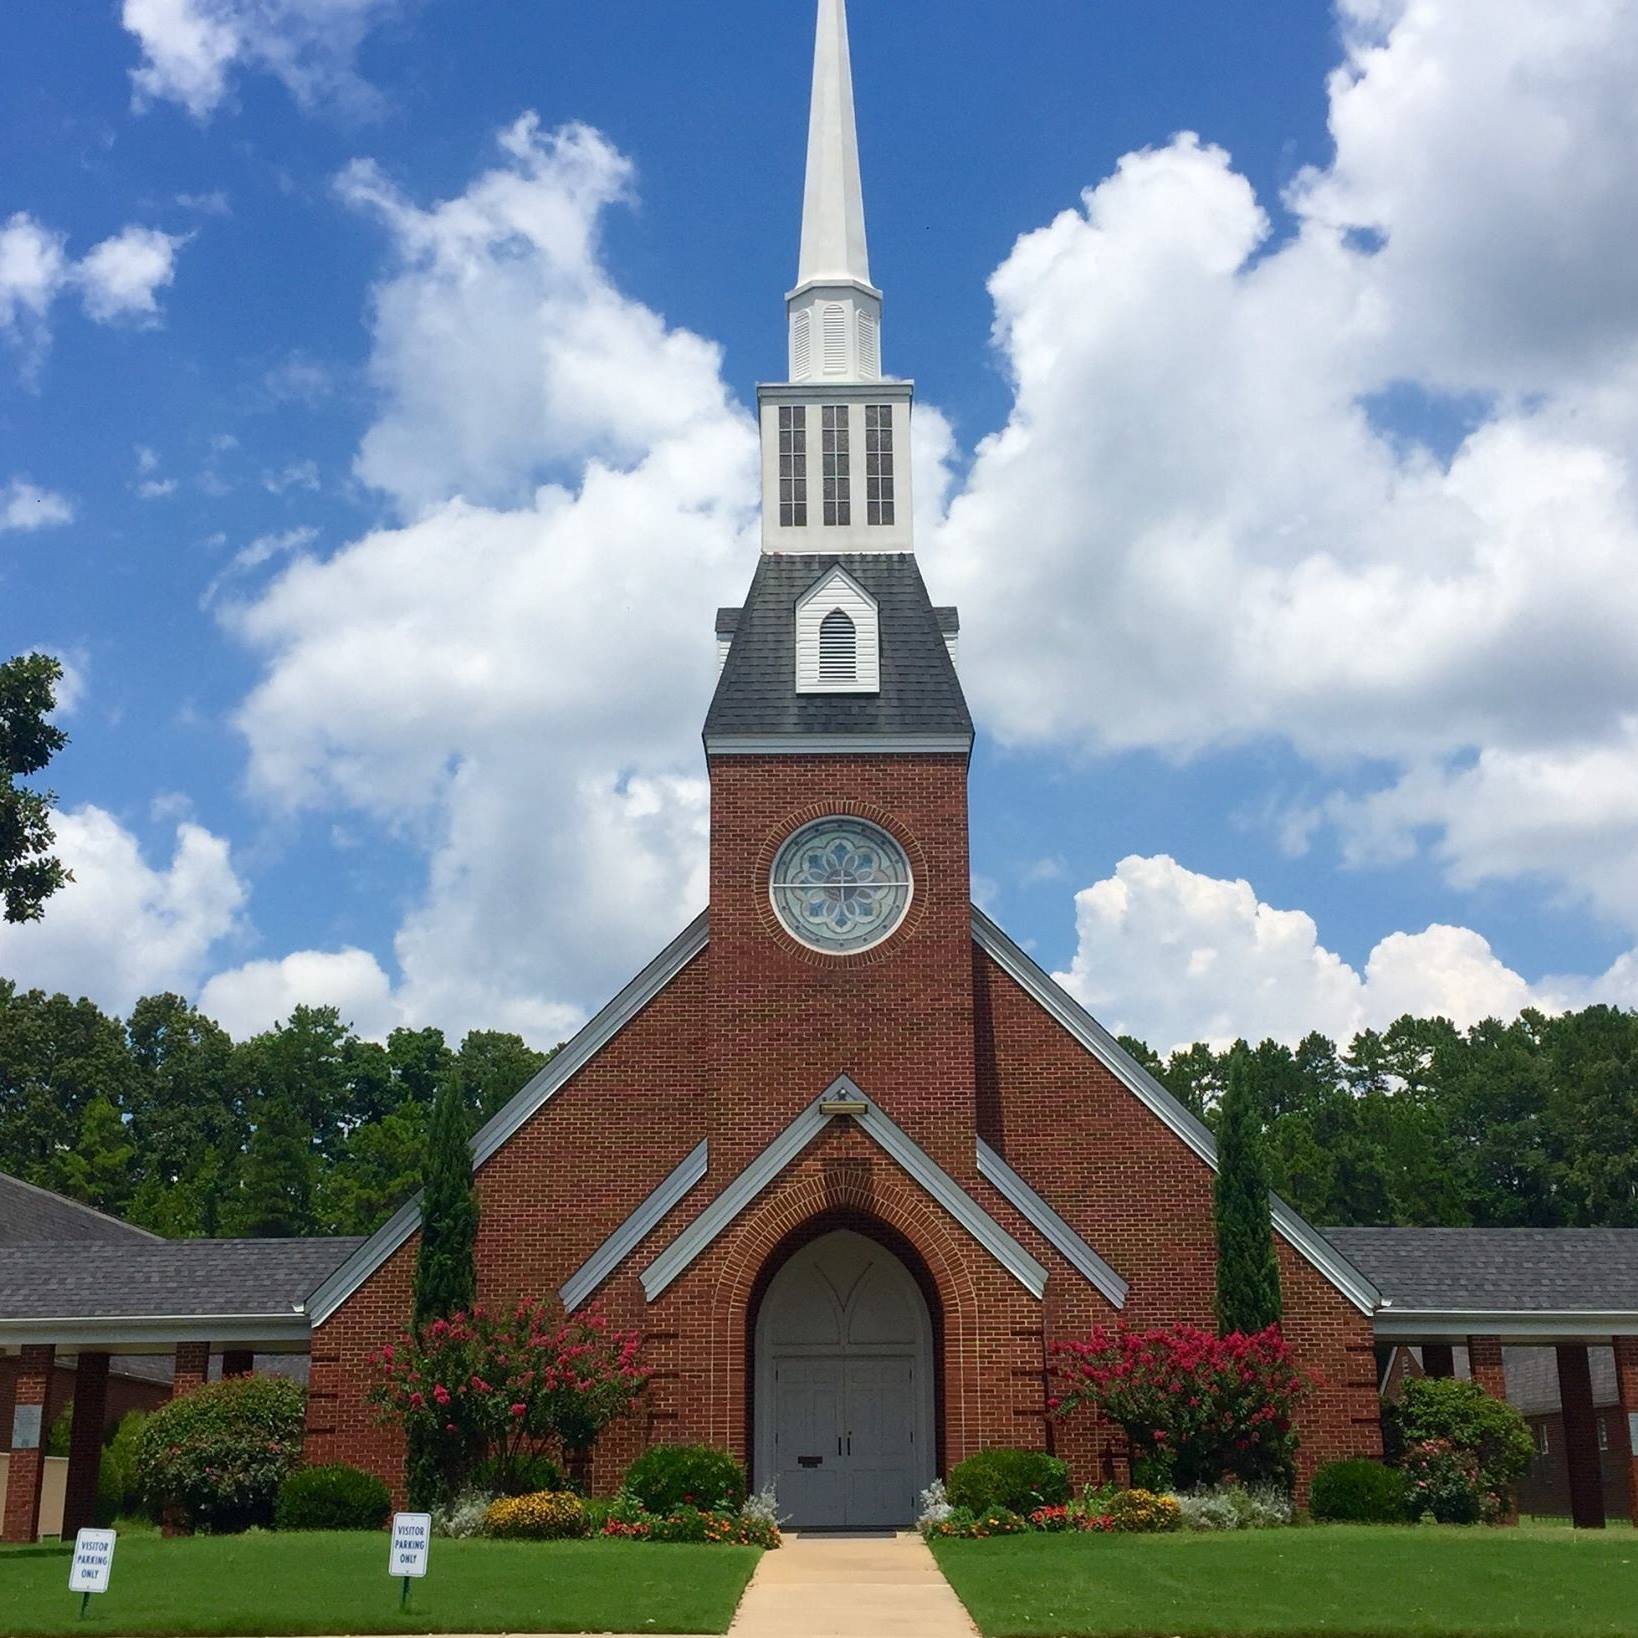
[753,1229,935,1528]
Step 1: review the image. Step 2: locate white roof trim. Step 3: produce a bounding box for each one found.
[705,734,972,756]
[306,912,711,1328]
[0,1315,312,1348]
[560,1141,708,1313]
[1374,1309,1638,1342]
[977,1139,1129,1309]
[970,908,1381,1317]
[642,1076,1049,1301]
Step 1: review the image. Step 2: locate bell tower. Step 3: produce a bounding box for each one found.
[760,0,914,555]
[705,0,974,1173]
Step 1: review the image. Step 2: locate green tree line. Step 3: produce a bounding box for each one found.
[1123,1008,1638,1228]
[4,978,1636,1239]
[0,982,553,1238]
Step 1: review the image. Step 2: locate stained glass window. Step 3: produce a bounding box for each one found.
[770,818,912,954]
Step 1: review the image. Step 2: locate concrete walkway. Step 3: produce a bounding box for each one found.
[723,1530,977,1638]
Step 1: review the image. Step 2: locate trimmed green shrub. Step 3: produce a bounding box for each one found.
[1387,1377,1532,1516]
[946,1448,1071,1516]
[135,1376,305,1533]
[622,1444,746,1514]
[92,1452,122,1528]
[276,1464,392,1531]
[106,1411,152,1519]
[1311,1458,1409,1524]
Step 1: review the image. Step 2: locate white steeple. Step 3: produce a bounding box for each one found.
[798,0,872,292]
[786,0,883,384]
[758,0,914,555]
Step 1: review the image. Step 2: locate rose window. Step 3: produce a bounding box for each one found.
[770,818,913,954]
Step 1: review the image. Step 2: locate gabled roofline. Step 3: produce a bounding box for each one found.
[305,912,711,1328]
[970,908,1382,1317]
[0,1171,163,1243]
[641,1076,1050,1301]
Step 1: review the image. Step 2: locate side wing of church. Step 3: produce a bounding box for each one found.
[301,0,1383,1526]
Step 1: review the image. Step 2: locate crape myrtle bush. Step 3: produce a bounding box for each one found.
[1051,1324,1310,1490]
[370,1300,648,1496]
[275,1463,392,1531]
[1386,1377,1531,1522]
[622,1444,747,1514]
[1310,1458,1409,1524]
[136,1377,305,1533]
[945,1449,1071,1515]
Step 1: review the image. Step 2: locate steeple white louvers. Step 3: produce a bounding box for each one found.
[788,0,881,384]
[758,0,914,555]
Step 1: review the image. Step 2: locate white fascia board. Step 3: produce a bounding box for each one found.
[0,1314,312,1349]
[705,734,972,756]
[642,1076,1048,1301]
[560,1141,708,1313]
[306,912,711,1328]
[970,908,1382,1317]
[976,1140,1129,1309]
[1373,1309,1638,1342]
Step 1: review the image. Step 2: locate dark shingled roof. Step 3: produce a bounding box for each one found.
[705,554,972,742]
[0,1171,161,1247]
[1324,1227,1638,1313]
[0,1238,365,1320]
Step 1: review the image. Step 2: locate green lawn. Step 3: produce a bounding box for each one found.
[0,1531,761,1636]
[930,1525,1638,1638]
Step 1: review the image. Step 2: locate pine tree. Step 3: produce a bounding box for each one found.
[233,1098,316,1238]
[408,1077,478,1507]
[1214,1050,1283,1335]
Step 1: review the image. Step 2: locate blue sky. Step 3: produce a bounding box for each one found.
[3,0,1637,1052]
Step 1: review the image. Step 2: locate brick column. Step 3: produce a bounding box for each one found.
[2,1345,55,1543]
[60,1355,111,1536]
[220,1350,254,1379]
[162,1343,211,1537]
[1466,1336,1515,1523]
[1422,1344,1455,1379]
[1615,1337,1638,1528]
[1467,1335,1506,1397]
[1557,1345,1606,1529]
[172,1341,209,1397]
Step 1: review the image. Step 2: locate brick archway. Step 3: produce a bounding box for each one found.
[695,1146,990,1472]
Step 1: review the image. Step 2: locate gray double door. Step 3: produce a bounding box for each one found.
[756,1229,935,1530]
[772,1354,919,1529]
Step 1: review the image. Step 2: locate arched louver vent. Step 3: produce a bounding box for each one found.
[822,304,848,375]
[858,310,879,379]
[792,310,812,379]
[818,608,857,682]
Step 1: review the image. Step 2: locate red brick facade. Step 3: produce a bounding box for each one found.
[307,742,1381,1505]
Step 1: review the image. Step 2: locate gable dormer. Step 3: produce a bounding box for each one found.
[796,565,879,694]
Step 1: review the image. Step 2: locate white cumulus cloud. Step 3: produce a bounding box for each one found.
[924,0,1638,937]
[0,807,247,1015]
[1054,855,1638,1054]
[198,946,400,1040]
[123,0,408,119]
[211,115,755,1044]
[0,479,74,532]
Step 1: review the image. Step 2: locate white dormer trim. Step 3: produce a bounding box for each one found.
[796,565,879,694]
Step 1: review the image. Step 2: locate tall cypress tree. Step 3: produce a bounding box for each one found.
[1214,1050,1283,1335]
[408,1077,478,1506]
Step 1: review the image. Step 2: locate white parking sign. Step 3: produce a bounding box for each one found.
[69,1528,116,1595]
[389,1513,431,1579]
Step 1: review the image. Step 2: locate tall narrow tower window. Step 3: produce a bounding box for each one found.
[792,311,812,379]
[865,404,895,526]
[818,608,857,682]
[779,405,808,527]
[822,405,852,525]
[858,311,879,379]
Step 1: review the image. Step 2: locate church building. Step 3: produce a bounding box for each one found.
[297,0,1385,1526]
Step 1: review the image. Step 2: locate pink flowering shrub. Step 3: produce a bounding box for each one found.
[1050,1324,1310,1490]
[370,1300,648,1495]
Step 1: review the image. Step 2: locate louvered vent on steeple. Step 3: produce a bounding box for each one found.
[796,565,878,694]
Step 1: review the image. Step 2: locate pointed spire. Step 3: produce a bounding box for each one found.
[797,0,872,290]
